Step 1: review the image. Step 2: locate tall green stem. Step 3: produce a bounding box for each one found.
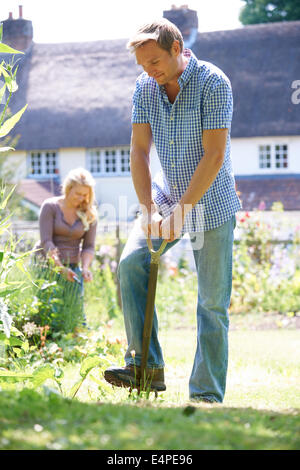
[0,88,12,127]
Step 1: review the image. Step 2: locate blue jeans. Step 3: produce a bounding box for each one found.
[118,215,236,402]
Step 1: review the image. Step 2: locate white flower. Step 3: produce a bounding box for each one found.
[23,322,39,337]
[33,424,43,432]
[0,299,12,338]
[130,349,136,359]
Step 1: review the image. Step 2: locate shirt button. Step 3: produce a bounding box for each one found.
[170,116,174,120]
[171,164,175,168]
[170,140,174,145]
[173,184,177,189]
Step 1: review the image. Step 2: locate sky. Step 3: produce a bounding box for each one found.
[0,0,246,43]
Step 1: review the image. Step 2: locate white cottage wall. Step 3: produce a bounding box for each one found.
[231,136,300,175]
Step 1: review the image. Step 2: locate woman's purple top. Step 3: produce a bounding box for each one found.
[36,197,97,265]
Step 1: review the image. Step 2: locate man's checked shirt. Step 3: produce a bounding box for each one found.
[131,48,242,233]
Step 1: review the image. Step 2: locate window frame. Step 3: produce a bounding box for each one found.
[258,145,271,169]
[27,150,59,178]
[258,143,288,172]
[87,147,131,177]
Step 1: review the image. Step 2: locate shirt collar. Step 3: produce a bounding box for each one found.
[177,48,198,88]
[158,48,198,96]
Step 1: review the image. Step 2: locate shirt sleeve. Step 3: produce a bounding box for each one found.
[131,78,149,124]
[81,220,97,255]
[202,75,233,130]
[39,200,57,253]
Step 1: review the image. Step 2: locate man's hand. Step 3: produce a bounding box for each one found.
[141,209,163,238]
[161,205,185,242]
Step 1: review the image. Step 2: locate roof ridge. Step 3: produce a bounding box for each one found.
[197,19,300,36]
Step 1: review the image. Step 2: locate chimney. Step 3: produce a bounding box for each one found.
[2,5,33,52]
[163,5,198,49]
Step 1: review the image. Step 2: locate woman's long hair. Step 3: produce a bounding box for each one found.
[62,168,97,230]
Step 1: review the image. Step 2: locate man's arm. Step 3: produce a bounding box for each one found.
[130,123,162,237]
[161,128,228,241]
[179,128,228,209]
[130,123,153,213]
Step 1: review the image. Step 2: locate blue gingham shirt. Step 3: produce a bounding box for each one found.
[131,48,241,232]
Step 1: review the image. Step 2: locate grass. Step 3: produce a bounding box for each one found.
[1,250,299,450]
[0,316,299,450]
[0,388,298,450]
[158,326,300,410]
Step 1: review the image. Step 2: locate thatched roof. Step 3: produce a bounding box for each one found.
[192,21,300,138]
[1,38,139,150]
[2,20,300,151]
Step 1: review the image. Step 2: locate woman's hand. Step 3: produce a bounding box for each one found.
[62,267,77,282]
[82,268,93,282]
[48,247,60,263]
[48,250,78,282]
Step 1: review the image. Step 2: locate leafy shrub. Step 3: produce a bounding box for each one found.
[85,243,121,322]
[231,205,300,315]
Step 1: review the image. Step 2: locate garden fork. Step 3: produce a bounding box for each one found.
[137,237,167,397]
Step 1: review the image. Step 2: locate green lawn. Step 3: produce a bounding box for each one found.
[0,388,298,450]
[160,327,300,410]
[0,319,299,450]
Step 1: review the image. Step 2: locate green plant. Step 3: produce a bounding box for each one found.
[0,23,30,354]
[0,24,27,152]
[6,260,86,336]
[30,262,85,333]
[69,355,109,399]
[85,261,121,322]
[230,206,300,315]
[0,326,299,450]
[0,193,36,365]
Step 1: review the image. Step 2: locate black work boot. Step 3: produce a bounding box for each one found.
[104,365,166,391]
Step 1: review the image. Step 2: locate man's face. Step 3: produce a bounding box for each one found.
[135,40,180,86]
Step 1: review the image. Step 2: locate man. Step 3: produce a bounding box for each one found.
[104,19,241,403]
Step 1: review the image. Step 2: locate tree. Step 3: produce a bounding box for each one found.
[239,0,300,25]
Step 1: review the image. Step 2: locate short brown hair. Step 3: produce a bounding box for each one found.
[127,18,184,54]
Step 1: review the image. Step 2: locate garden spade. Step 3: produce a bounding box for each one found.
[138,237,167,395]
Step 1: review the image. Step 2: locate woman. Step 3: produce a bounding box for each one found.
[35,168,98,327]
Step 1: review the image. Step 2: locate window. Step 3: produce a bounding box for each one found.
[120,149,130,173]
[275,145,288,168]
[29,151,59,177]
[104,150,117,174]
[259,145,271,169]
[88,147,130,176]
[258,144,288,170]
[89,150,101,174]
